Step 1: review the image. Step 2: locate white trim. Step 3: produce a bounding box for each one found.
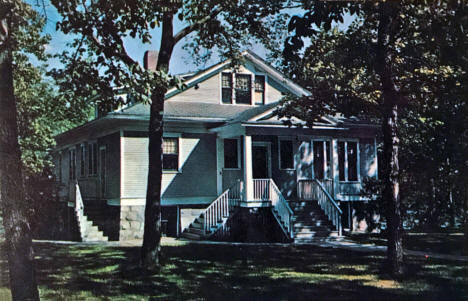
[278,137,295,170]
[222,137,241,170]
[252,141,272,178]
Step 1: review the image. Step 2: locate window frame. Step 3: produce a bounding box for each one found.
[68,147,76,181]
[162,134,181,173]
[219,72,268,106]
[223,138,241,170]
[278,137,295,170]
[337,139,360,183]
[311,139,332,180]
[254,74,266,105]
[88,141,98,176]
[80,144,86,177]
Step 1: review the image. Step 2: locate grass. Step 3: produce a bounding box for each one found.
[347,232,466,256]
[1,240,467,300]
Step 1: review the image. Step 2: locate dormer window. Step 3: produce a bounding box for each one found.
[221,73,233,104]
[254,75,265,105]
[235,74,251,104]
[221,72,266,105]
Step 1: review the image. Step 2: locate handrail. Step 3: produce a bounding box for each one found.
[74,181,86,238]
[314,179,342,214]
[313,179,342,236]
[203,189,230,235]
[269,179,294,238]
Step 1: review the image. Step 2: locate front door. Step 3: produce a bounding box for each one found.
[252,143,271,179]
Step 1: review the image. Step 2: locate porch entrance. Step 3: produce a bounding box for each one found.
[252,142,271,179]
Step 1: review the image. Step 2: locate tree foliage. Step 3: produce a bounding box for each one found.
[279,0,468,274]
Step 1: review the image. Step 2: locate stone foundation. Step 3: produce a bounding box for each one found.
[119,205,145,240]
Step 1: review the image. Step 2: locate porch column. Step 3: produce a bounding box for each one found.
[331,139,339,199]
[243,135,253,201]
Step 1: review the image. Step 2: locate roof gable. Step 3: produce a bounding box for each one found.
[165,50,310,100]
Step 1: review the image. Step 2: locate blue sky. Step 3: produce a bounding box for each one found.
[30,1,353,75]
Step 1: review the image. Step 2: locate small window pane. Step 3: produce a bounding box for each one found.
[222,73,232,88]
[254,75,265,91]
[163,138,178,154]
[280,140,293,169]
[224,139,239,169]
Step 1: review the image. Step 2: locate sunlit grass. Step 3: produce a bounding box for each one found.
[0,242,467,300]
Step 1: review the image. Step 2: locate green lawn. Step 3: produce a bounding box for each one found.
[1,241,468,300]
[347,232,466,256]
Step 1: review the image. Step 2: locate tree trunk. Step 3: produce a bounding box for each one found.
[141,13,175,269]
[375,2,404,276]
[0,22,40,300]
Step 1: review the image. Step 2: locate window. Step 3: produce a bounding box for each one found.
[338,141,359,181]
[224,139,239,169]
[163,137,179,171]
[221,73,233,104]
[254,75,265,105]
[88,143,98,175]
[279,139,294,169]
[69,148,76,181]
[313,140,331,180]
[100,147,106,195]
[80,144,86,177]
[235,74,251,104]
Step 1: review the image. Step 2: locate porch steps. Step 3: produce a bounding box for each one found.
[290,200,338,242]
[78,215,109,242]
[181,216,205,240]
[79,201,109,242]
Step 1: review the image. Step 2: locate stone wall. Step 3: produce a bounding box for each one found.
[119,205,145,240]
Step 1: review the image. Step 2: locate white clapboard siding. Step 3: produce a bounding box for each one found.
[170,73,221,104]
[122,137,149,198]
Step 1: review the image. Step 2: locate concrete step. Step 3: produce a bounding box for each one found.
[181,232,202,240]
[187,227,205,236]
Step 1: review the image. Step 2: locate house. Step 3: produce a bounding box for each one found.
[53,50,379,242]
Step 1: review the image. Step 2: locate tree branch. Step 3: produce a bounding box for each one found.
[173,6,222,44]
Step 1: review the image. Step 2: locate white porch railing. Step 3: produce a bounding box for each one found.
[204,189,230,234]
[253,179,270,200]
[204,181,242,236]
[74,181,86,238]
[228,179,242,207]
[307,179,342,236]
[269,180,294,238]
[298,179,334,200]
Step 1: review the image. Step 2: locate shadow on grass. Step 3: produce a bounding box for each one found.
[18,242,468,300]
